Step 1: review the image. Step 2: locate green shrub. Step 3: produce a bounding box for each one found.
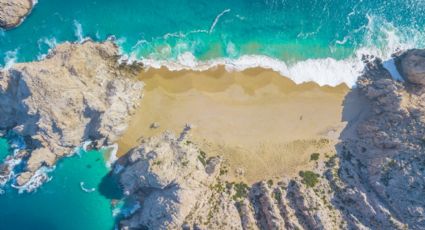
[267,179,274,187]
[198,150,207,166]
[232,182,250,201]
[310,153,320,161]
[299,170,320,187]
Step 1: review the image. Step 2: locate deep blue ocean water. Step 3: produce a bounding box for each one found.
[1,0,425,229]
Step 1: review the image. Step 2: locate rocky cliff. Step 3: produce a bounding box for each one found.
[0,40,143,191]
[0,0,33,29]
[115,49,425,229]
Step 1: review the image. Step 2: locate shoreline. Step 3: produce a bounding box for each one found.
[127,52,363,87]
[117,66,350,182]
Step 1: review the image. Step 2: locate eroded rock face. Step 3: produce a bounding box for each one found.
[116,49,425,230]
[115,129,345,230]
[396,49,425,85]
[0,40,143,190]
[336,55,425,229]
[116,129,242,230]
[0,0,33,29]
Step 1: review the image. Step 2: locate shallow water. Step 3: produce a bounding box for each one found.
[0,138,9,161]
[0,0,424,229]
[1,0,425,85]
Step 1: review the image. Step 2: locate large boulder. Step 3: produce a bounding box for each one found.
[395,49,425,85]
[0,0,33,29]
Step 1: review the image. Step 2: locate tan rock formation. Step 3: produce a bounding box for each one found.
[396,49,425,85]
[0,40,143,190]
[115,49,425,229]
[0,0,33,29]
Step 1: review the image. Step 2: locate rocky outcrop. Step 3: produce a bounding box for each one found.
[0,40,143,191]
[115,128,243,230]
[395,49,425,85]
[115,128,344,230]
[334,52,425,229]
[115,49,425,230]
[0,0,33,29]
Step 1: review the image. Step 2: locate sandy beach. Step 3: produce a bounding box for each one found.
[118,67,349,182]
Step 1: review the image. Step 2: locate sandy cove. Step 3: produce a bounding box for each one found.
[117,67,349,182]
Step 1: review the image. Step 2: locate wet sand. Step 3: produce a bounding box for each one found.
[118,67,349,182]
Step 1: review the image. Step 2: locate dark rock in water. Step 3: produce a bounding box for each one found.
[395,49,425,85]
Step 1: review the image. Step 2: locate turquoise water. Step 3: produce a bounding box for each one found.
[0,138,9,161]
[1,0,425,85]
[1,1,425,229]
[0,146,122,230]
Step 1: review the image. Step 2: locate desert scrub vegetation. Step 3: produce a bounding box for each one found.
[226,182,250,202]
[299,170,320,187]
[310,153,320,161]
[198,150,207,166]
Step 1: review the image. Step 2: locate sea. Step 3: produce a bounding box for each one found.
[0,0,424,229]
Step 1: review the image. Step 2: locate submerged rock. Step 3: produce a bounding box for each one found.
[0,0,33,29]
[0,40,143,190]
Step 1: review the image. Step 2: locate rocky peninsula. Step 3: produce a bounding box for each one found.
[114,49,425,229]
[0,40,143,191]
[0,0,34,29]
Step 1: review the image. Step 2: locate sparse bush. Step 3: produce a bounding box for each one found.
[152,160,162,166]
[181,160,189,167]
[232,182,250,201]
[198,150,207,166]
[299,170,320,187]
[267,179,274,187]
[273,190,282,201]
[310,153,320,161]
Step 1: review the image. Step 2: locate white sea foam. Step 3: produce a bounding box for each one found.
[209,9,231,33]
[13,166,54,193]
[36,37,58,60]
[124,14,424,87]
[2,50,18,70]
[0,154,23,187]
[103,143,119,168]
[80,182,96,193]
[38,37,57,49]
[0,134,27,190]
[73,20,89,43]
[139,52,363,87]
[82,140,92,152]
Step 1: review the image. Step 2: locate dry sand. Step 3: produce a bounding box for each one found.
[118,67,349,182]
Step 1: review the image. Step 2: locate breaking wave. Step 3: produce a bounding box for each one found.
[135,53,362,87]
[2,13,424,87]
[13,166,54,194]
[103,143,119,169]
[2,50,18,70]
[118,14,424,87]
